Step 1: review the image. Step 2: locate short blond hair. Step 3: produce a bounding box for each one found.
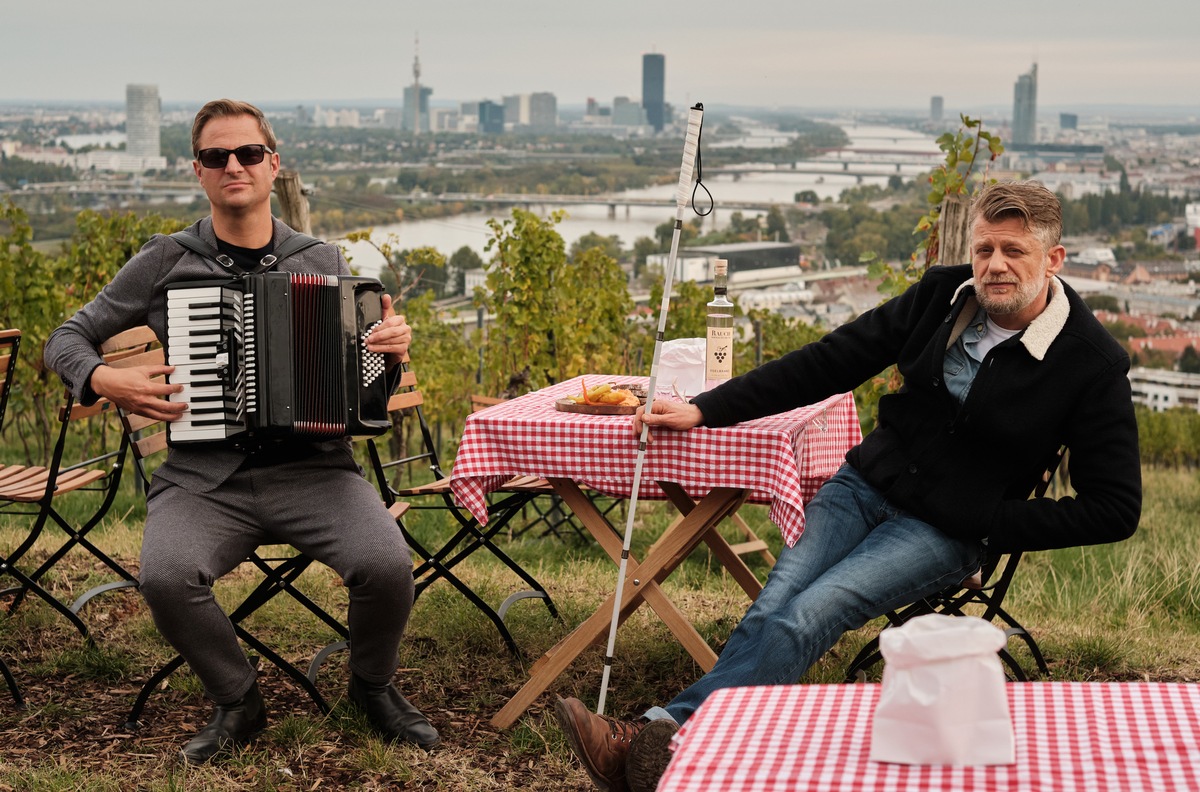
[191,99,277,156]
[969,180,1062,250]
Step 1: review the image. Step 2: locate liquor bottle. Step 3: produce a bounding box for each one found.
[705,258,734,390]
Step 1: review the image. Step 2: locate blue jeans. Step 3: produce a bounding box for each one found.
[646,464,983,725]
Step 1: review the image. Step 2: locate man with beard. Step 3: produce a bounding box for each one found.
[555,180,1142,792]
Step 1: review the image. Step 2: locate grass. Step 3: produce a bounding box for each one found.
[1,466,1199,789]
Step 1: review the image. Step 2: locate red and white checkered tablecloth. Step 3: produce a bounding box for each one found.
[449,376,861,546]
[658,683,1200,792]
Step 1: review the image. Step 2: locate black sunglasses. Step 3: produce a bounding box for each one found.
[195,144,274,169]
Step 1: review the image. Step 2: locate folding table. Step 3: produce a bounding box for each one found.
[448,376,861,728]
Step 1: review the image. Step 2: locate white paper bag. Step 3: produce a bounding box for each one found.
[657,338,707,400]
[869,614,1015,766]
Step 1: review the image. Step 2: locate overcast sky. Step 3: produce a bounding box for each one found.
[4,0,1198,115]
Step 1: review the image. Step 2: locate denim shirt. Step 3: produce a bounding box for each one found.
[942,305,989,406]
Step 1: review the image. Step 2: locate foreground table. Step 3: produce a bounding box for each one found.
[659,682,1200,792]
[450,376,861,727]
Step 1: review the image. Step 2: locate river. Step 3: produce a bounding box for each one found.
[339,121,940,278]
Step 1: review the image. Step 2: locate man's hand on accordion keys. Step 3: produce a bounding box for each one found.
[90,363,188,422]
[366,293,412,368]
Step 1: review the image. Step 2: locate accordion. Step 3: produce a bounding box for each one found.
[164,272,391,445]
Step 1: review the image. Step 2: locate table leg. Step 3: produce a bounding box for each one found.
[658,482,764,601]
[490,484,745,729]
[550,481,722,668]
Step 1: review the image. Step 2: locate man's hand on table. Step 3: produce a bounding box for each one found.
[632,399,704,437]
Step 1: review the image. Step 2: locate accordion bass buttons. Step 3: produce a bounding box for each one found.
[360,319,385,387]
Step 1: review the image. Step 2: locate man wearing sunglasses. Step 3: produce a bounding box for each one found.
[45,99,438,763]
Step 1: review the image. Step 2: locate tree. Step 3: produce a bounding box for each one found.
[1101,319,1146,342]
[0,202,184,462]
[1084,294,1121,313]
[855,116,1004,433]
[631,236,660,280]
[399,290,477,425]
[569,232,623,263]
[342,230,446,301]
[478,208,633,393]
[911,115,1003,271]
[1130,347,1173,370]
[397,247,451,299]
[742,309,822,369]
[448,245,483,296]
[556,246,635,376]
[655,218,700,251]
[764,206,790,242]
[1179,346,1200,374]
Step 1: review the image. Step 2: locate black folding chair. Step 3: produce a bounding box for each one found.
[110,327,349,727]
[844,447,1065,683]
[365,360,559,659]
[0,328,143,642]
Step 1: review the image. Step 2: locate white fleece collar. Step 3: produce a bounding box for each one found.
[949,276,1069,361]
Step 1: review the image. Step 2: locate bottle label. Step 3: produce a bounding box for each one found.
[706,326,734,384]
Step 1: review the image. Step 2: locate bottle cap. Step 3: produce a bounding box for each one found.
[714,259,727,277]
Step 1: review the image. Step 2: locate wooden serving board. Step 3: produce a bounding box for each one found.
[554,399,639,415]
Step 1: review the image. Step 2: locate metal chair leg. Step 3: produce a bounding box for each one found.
[0,654,25,709]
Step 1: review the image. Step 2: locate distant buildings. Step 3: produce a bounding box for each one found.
[642,53,665,133]
[403,84,433,133]
[502,94,526,129]
[930,96,943,123]
[314,106,362,128]
[1128,367,1200,412]
[477,100,504,134]
[1012,63,1038,146]
[528,92,558,132]
[404,35,430,134]
[1060,112,1078,131]
[21,83,171,171]
[646,241,803,285]
[125,84,161,159]
[501,93,558,132]
[612,96,648,127]
[1187,203,1200,249]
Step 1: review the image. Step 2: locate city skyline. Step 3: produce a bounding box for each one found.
[3,1,1199,115]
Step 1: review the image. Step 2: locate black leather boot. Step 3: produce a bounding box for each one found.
[347,674,440,749]
[180,682,268,764]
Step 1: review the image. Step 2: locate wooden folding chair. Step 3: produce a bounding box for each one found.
[0,328,19,433]
[365,359,559,658]
[0,328,26,708]
[109,327,350,727]
[0,330,145,642]
[845,447,1065,682]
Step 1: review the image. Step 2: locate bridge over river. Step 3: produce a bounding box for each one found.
[420,192,814,214]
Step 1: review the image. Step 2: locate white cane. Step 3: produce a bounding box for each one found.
[596,102,705,715]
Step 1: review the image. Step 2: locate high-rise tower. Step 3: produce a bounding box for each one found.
[642,53,665,133]
[404,35,432,135]
[1012,63,1038,146]
[126,84,161,159]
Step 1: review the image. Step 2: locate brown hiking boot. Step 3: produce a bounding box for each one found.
[555,696,646,792]
[626,718,679,792]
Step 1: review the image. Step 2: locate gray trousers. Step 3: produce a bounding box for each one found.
[139,448,414,704]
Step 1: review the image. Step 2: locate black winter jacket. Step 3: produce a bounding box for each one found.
[692,264,1141,554]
